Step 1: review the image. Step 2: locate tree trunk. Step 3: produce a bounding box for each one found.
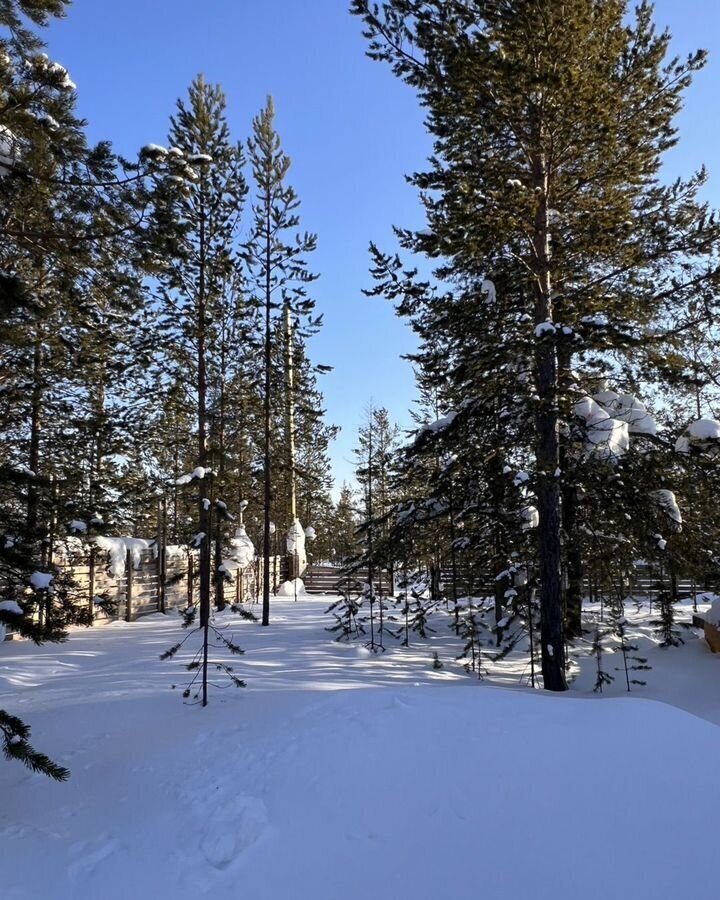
[196,170,211,706]
[556,325,583,639]
[284,301,298,581]
[26,327,43,545]
[532,150,567,692]
[214,323,228,611]
[562,479,583,638]
[262,192,273,627]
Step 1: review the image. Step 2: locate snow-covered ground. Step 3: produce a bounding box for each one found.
[1,597,719,900]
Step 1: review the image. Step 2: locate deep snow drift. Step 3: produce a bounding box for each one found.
[1,598,719,900]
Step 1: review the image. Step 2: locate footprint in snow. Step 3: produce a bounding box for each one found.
[67,834,120,879]
[199,795,269,870]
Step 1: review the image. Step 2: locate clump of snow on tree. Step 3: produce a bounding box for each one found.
[675,419,720,454]
[286,519,307,574]
[593,390,658,436]
[175,466,211,486]
[93,537,152,578]
[30,571,53,591]
[220,526,255,576]
[535,321,556,337]
[0,126,19,176]
[573,396,629,458]
[480,278,496,303]
[418,410,457,439]
[653,490,682,532]
[521,505,539,530]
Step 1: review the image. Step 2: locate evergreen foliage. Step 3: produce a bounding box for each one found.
[351,0,720,689]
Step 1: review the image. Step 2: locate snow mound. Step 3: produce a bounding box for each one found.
[701,594,720,628]
[276,578,306,597]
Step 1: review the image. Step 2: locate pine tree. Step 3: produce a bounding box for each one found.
[352,0,720,690]
[245,96,320,626]
[148,75,248,701]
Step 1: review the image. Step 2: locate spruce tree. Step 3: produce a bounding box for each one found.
[333,483,362,566]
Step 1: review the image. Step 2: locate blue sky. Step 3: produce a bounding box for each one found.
[45,0,720,492]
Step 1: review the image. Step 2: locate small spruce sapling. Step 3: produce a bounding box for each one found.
[457,600,483,679]
[325,579,365,642]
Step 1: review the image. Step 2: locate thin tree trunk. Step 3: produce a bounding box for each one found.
[562,479,583,638]
[196,169,211,706]
[366,410,375,650]
[532,147,567,691]
[284,301,298,581]
[262,190,273,627]
[214,322,228,611]
[26,326,43,545]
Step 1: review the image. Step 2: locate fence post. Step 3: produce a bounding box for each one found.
[157,544,166,614]
[125,548,133,622]
[88,544,96,624]
[187,552,194,608]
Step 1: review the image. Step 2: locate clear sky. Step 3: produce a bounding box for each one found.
[44,0,720,492]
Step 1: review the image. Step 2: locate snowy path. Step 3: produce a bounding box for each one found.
[1,598,719,900]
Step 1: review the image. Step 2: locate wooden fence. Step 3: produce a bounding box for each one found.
[26,544,286,627]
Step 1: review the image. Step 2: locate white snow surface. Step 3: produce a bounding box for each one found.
[141,143,168,155]
[0,599,719,899]
[480,278,496,303]
[0,125,18,175]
